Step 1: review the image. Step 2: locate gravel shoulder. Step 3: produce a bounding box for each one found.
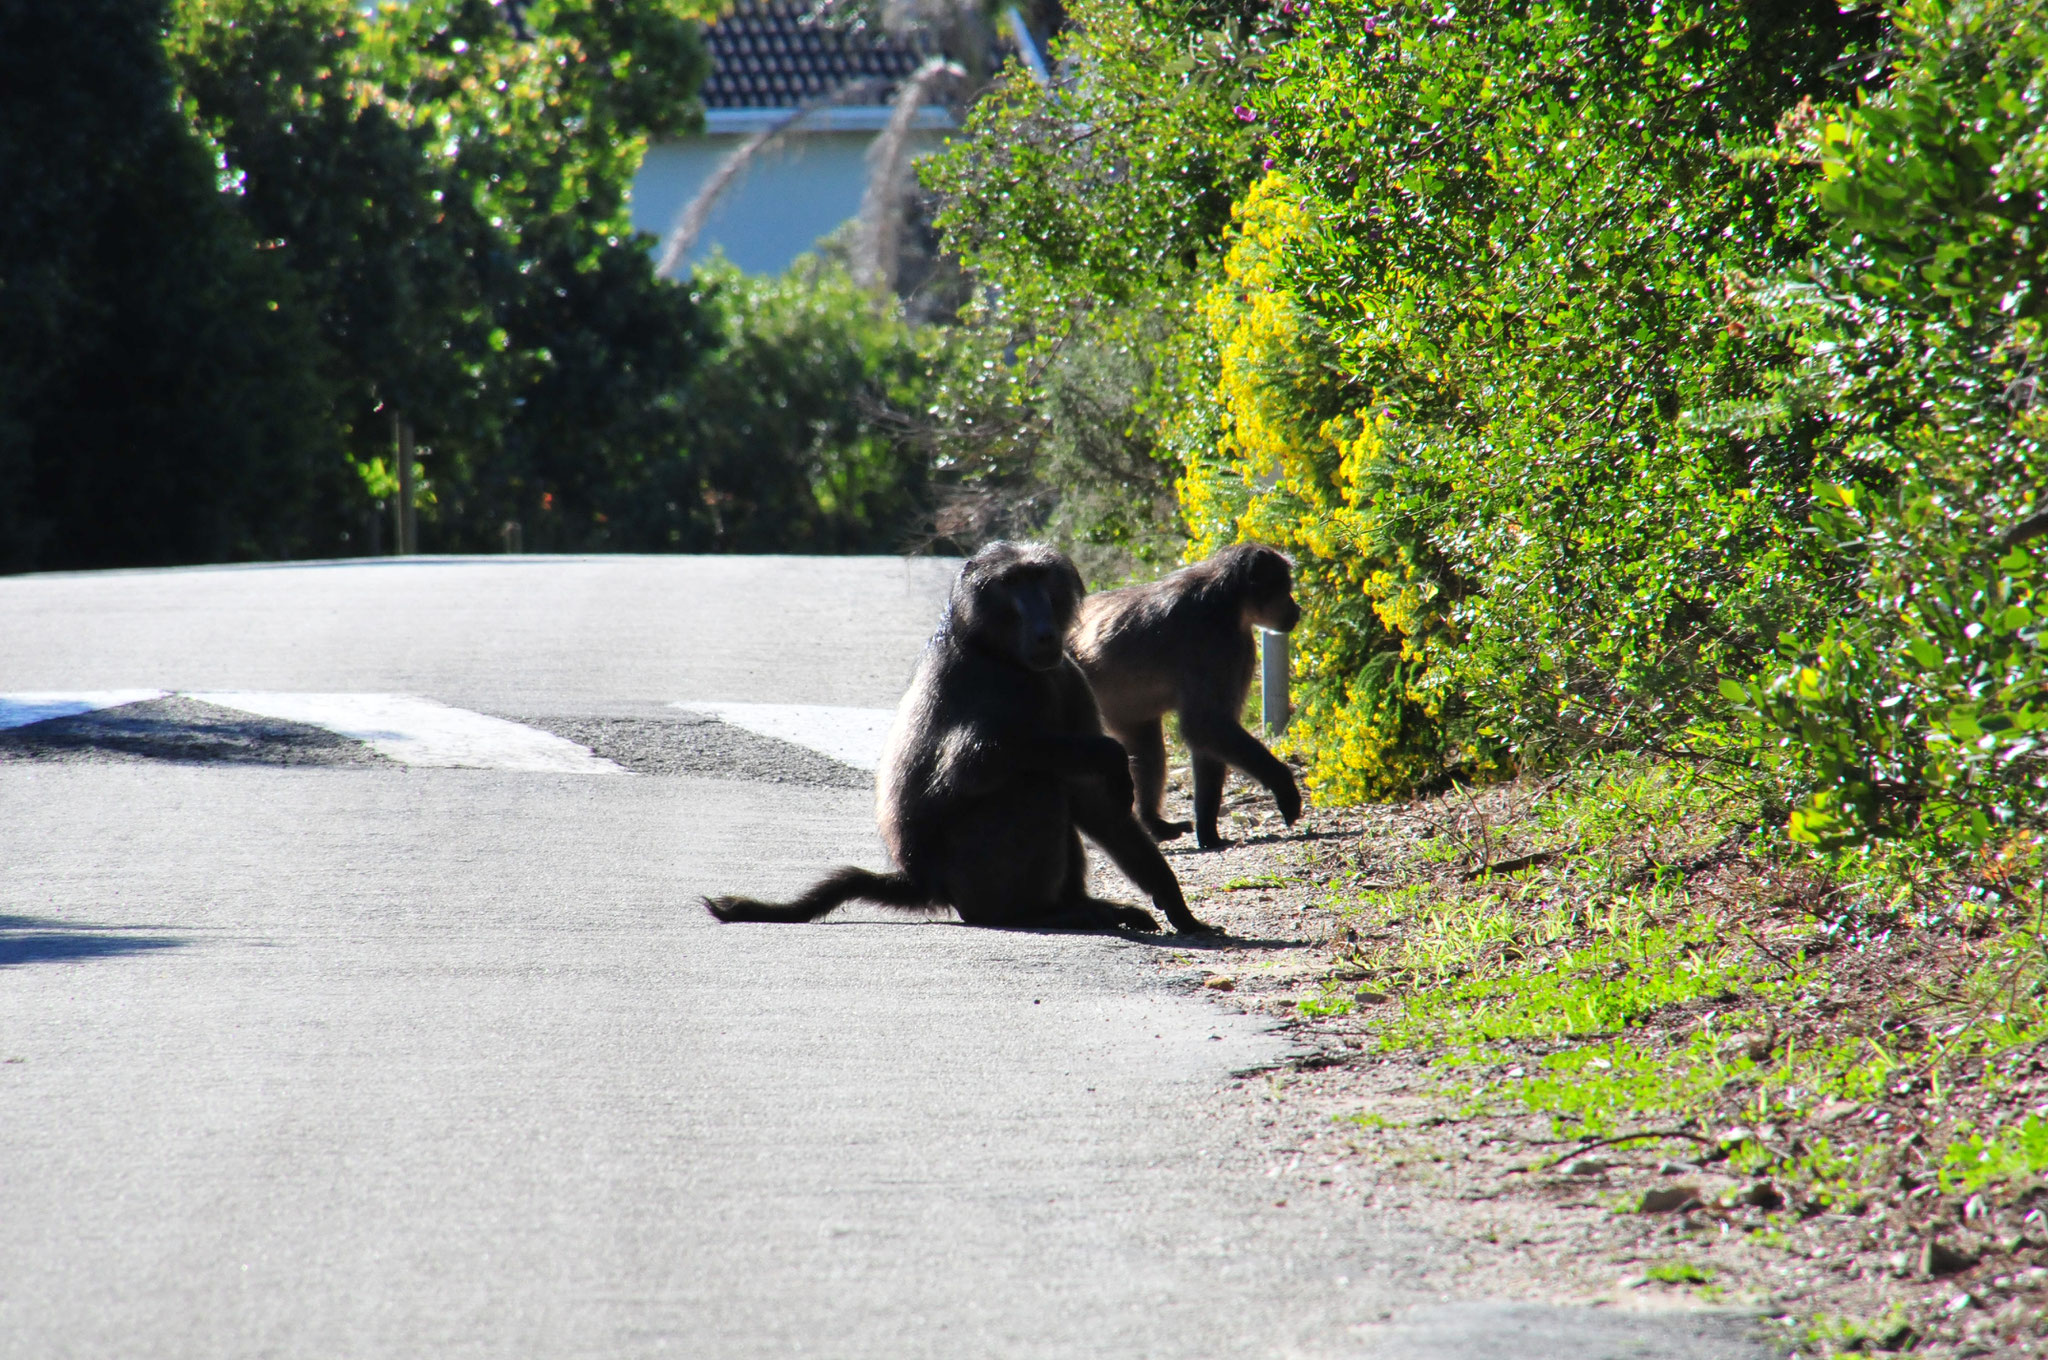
[1134,767,2048,1359]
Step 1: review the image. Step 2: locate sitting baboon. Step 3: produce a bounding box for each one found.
[704,541,1214,934]
[1071,542,1303,850]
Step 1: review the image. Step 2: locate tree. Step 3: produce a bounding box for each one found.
[168,0,716,552]
[0,0,341,571]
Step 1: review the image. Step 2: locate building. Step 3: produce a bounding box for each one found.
[628,0,1046,277]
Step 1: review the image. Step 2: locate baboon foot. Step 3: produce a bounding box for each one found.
[1112,905,1162,932]
[1079,897,1160,932]
[1166,909,1219,935]
[1145,816,1195,842]
[1194,832,1233,852]
[1064,897,1163,929]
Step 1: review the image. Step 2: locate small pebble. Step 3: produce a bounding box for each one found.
[1640,1185,1703,1214]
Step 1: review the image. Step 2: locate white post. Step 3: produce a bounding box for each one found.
[1260,628,1290,737]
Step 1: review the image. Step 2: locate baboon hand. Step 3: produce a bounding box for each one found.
[1093,747,1136,806]
[1274,773,1303,826]
[1113,906,1162,932]
[1169,910,1219,935]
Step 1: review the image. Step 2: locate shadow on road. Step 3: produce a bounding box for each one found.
[1162,826,1360,853]
[748,917,1302,950]
[0,915,187,967]
[1119,930,1301,951]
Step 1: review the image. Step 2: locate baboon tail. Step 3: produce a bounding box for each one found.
[702,866,936,923]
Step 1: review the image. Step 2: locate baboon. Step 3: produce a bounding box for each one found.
[704,541,1214,934]
[1071,543,1304,850]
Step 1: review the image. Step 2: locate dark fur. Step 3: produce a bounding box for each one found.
[704,541,1213,933]
[1070,543,1303,850]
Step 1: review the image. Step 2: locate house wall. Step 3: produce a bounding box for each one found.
[629,128,950,276]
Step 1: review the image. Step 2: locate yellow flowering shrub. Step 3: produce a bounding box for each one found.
[1182,176,1457,801]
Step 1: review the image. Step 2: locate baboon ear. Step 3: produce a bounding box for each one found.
[1219,543,1263,596]
[1258,546,1295,593]
[1054,558,1086,622]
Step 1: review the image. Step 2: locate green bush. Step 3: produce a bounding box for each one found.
[920,0,1273,578]
[1183,0,1883,799]
[923,0,2043,879]
[1721,0,2047,862]
[635,253,940,552]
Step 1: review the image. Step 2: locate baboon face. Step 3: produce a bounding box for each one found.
[1242,548,1301,633]
[1001,574,1072,670]
[955,542,1085,671]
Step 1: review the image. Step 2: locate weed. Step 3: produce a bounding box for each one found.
[1939,1115,2048,1193]
[1299,983,1356,1019]
[1643,1260,1716,1285]
[1805,1308,1915,1353]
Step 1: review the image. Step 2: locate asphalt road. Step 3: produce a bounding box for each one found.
[0,556,1772,1359]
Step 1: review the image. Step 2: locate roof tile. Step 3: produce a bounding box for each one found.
[701,1,930,109]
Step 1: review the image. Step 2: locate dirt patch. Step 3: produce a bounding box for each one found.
[0,697,389,767]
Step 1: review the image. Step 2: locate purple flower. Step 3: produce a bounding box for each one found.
[1262,157,1276,170]
[1234,104,1258,123]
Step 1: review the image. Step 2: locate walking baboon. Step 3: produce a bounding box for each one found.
[704,541,1214,934]
[1071,543,1303,850]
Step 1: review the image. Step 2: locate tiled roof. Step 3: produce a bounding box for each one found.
[700,1,931,109]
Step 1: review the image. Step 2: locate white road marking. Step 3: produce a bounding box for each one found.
[184,693,623,774]
[677,702,896,772]
[0,691,169,731]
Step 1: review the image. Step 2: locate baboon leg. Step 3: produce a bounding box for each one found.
[1191,752,1230,850]
[1114,718,1192,842]
[1184,713,1303,839]
[950,824,1155,933]
[1072,779,1214,934]
[1011,898,1158,931]
[960,893,1160,933]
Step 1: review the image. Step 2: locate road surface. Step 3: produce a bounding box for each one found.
[0,556,1769,1358]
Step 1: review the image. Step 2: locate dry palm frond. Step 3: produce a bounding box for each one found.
[852,57,966,294]
[654,77,889,279]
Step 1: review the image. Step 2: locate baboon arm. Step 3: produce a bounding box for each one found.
[1071,788,1212,934]
[1180,711,1290,786]
[934,725,1131,799]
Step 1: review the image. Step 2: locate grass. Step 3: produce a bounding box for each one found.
[1939,1114,2048,1193]
[1227,753,2048,1347]
[1312,754,2048,1222]
[1804,1308,1916,1353]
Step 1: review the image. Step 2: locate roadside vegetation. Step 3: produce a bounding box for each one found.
[1165,770,2048,1353]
